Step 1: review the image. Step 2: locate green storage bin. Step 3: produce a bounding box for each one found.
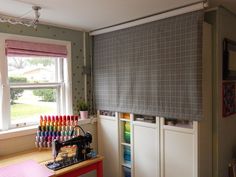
[124,131,130,143]
[124,122,130,132]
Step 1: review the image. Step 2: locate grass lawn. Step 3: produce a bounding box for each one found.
[11,103,54,120]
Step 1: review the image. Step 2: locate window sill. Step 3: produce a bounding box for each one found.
[0,117,97,140]
[0,125,38,140]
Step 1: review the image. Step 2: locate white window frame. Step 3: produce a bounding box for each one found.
[0,33,72,131]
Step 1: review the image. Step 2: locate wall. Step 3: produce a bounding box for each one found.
[0,134,35,155]
[206,7,236,177]
[217,7,236,177]
[205,9,219,177]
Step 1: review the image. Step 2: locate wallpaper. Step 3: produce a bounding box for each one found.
[0,22,91,114]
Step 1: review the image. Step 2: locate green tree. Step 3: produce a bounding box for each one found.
[33,89,56,102]
[9,77,27,104]
[27,58,54,66]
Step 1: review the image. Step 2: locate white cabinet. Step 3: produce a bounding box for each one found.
[98,111,212,177]
[97,111,119,177]
[160,119,196,177]
[133,118,160,177]
[160,117,212,177]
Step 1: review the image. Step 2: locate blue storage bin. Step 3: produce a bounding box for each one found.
[123,166,131,177]
[123,146,131,163]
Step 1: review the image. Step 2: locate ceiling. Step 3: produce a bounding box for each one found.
[210,0,236,13]
[0,0,235,32]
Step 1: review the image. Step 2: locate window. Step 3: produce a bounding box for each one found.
[8,57,62,127]
[0,36,72,130]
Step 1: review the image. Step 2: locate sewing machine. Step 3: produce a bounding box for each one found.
[46,126,94,171]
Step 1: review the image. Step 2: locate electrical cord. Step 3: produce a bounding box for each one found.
[70,125,86,136]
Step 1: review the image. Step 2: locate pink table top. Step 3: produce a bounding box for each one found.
[0,160,53,177]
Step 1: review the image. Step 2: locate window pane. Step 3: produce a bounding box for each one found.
[8,57,62,83]
[10,88,57,125]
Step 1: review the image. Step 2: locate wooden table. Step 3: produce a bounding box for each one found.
[0,149,104,177]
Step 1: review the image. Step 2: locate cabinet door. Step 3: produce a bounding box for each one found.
[98,117,119,177]
[162,129,194,177]
[133,123,159,177]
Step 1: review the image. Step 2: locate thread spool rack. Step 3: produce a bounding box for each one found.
[35,115,80,149]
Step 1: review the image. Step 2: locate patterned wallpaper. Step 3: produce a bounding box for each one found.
[0,23,91,114]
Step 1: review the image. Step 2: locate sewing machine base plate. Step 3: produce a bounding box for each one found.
[46,157,83,171]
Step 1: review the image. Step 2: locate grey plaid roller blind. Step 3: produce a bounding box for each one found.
[93,11,203,121]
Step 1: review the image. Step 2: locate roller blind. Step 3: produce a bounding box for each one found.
[5,40,67,57]
[93,10,203,121]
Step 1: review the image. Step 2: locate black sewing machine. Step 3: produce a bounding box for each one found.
[46,126,93,171]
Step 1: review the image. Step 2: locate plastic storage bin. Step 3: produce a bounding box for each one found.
[124,131,131,143]
[124,122,130,132]
[124,146,131,163]
[123,166,131,177]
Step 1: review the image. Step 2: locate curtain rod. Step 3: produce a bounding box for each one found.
[90,1,207,36]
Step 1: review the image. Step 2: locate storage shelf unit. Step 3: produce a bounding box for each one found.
[121,142,131,147]
[98,111,161,177]
[122,163,132,168]
[133,114,156,123]
[119,112,133,177]
[98,111,211,177]
[120,118,131,122]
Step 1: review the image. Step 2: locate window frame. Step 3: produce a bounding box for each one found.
[0,33,72,131]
